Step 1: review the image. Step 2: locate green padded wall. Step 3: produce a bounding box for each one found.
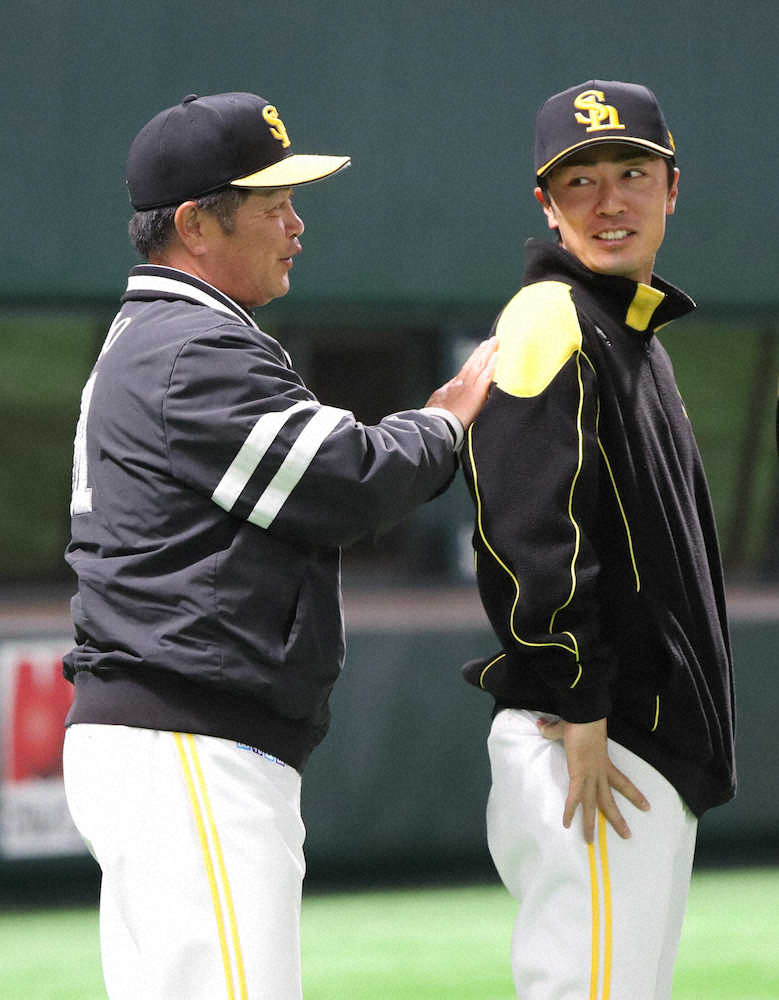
[302,617,779,874]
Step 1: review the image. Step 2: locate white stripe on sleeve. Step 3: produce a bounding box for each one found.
[211,401,316,512]
[248,406,352,529]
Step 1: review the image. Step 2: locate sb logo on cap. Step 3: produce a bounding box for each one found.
[262,105,291,148]
[574,90,626,133]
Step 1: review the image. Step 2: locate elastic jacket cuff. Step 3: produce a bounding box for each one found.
[423,407,465,451]
[557,684,612,724]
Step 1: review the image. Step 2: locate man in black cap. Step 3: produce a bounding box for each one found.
[61,92,496,1000]
[462,81,735,999]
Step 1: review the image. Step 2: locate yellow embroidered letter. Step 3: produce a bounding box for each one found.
[573,90,626,133]
[262,105,291,148]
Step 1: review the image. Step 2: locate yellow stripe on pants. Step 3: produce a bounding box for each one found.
[174,732,248,1000]
[588,811,613,1000]
[599,812,613,1000]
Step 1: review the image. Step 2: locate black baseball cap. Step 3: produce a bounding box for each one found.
[126,92,351,210]
[534,80,675,180]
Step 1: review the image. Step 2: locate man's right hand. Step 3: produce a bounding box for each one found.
[424,336,498,429]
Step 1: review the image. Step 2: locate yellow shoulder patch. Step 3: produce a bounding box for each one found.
[494,281,581,397]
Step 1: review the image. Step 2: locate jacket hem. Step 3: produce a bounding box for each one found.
[65,668,325,773]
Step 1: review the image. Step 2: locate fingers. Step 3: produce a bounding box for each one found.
[562,784,590,839]
[563,770,651,843]
[562,776,600,843]
[424,336,498,428]
[461,335,498,376]
[608,762,651,814]
[599,787,632,841]
[456,336,498,388]
[563,779,631,843]
[559,719,651,842]
[478,348,498,385]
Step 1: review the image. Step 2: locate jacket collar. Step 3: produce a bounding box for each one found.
[522,238,695,334]
[122,264,259,330]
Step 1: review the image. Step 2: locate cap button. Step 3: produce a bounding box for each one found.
[181,94,199,104]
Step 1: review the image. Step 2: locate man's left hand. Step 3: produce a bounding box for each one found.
[537,717,651,843]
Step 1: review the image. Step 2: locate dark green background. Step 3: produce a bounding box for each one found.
[2,0,778,306]
[2,0,777,586]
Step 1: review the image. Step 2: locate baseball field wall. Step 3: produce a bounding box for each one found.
[0,601,777,883]
[302,605,779,878]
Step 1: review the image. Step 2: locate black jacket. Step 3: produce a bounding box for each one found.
[463,239,735,817]
[64,265,461,771]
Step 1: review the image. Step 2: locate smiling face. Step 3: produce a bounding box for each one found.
[535,144,679,285]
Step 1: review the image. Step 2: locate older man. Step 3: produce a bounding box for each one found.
[62,92,495,1000]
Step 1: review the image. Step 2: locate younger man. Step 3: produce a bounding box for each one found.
[463,81,735,1000]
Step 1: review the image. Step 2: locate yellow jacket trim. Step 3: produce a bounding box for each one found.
[467,426,579,660]
[549,349,585,636]
[581,352,640,593]
[597,439,641,592]
[494,281,582,397]
[479,652,507,689]
[625,284,666,332]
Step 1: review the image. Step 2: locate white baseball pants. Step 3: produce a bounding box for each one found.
[486,709,698,1000]
[63,724,305,1000]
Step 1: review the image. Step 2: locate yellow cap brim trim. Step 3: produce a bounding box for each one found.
[537,137,674,179]
[230,153,351,189]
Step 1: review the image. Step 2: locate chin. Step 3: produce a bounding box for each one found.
[251,282,290,309]
[589,255,643,281]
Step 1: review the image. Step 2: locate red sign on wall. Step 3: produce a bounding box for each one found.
[0,640,85,858]
[5,650,73,782]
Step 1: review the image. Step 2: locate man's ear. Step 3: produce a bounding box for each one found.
[173,201,208,256]
[666,167,680,217]
[534,186,559,232]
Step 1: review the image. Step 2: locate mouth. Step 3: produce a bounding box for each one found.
[593,229,634,244]
[280,245,302,268]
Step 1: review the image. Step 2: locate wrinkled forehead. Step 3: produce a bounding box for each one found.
[246,185,294,199]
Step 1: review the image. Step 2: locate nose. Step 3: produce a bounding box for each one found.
[596,178,625,216]
[286,203,304,238]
